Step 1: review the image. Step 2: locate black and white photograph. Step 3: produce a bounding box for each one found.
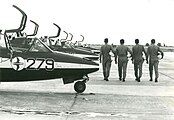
[0,0,174,119]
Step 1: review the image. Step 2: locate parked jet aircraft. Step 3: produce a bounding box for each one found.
[73,35,100,54]
[0,5,99,93]
[40,26,99,60]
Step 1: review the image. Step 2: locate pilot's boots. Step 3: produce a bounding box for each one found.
[135,77,140,82]
[149,70,153,81]
[105,78,109,81]
[135,76,140,82]
[103,71,106,81]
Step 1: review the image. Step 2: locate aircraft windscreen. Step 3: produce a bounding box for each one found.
[55,41,72,49]
[64,43,72,48]
[9,37,33,52]
[29,39,50,52]
[62,42,73,48]
[69,43,75,48]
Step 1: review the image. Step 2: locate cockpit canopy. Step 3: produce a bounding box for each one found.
[8,35,51,53]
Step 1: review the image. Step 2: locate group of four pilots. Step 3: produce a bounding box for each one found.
[100,38,164,82]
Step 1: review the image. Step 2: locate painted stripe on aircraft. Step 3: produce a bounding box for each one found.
[0,58,99,69]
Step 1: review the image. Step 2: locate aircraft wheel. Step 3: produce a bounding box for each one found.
[74,81,86,93]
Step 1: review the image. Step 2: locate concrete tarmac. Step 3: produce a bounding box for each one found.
[0,52,174,120]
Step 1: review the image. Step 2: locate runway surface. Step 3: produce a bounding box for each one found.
[0,52,174,120]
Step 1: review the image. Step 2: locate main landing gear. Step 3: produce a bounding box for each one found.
[74,75,89,93]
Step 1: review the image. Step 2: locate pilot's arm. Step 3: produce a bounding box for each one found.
[132,47,135,64]
[146,46,151,63]
[158,47,164,59]
[115,48,118,64]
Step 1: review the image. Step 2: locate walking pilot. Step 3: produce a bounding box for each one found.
[147,39,164,82]
[132,39,148,82]
[100,38,115,81]
[115,39,132,82]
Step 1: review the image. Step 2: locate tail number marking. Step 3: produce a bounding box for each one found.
[26,58,54,71]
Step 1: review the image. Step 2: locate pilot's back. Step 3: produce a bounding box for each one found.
[100,44,112,62]
[132,44,144,60]
[101,44,112,55]
[116,45,129,57]
[147,44,160,60]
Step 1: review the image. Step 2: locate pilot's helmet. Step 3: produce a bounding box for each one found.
[8,35,12,40]
[61,41,65,46]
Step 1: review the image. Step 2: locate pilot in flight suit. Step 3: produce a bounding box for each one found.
[132,39,147,82]
[115,39,132,82]
[147,39,164,82]
[100,38,115,81]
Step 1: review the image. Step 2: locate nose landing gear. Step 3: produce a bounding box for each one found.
[74,81,86,93]
[74,75,89,93]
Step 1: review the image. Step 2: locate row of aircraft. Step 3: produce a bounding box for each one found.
[40,28,100,60]
[0,5,100,93]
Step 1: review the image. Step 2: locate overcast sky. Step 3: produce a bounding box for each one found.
[0,0,174,46]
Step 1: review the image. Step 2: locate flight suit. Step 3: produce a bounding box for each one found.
[147,44,163,80]
[115,45,132,81]
[100,44,114,80]
[132,44,147,81]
